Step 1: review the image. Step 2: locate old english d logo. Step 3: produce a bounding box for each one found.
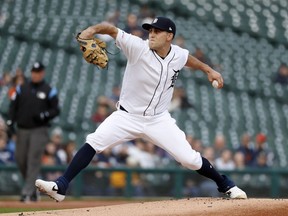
[168,69,180,89]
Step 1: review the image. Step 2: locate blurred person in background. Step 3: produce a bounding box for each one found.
[8,68,26,100]
[0,115,14,164]
[7,62,60,202]
[91,100,112,127]
[254,152,269,169]
[48,127,66,165]
[0,115,19,195]
[274,63,288,85]
[41,141,63,181]
[124,13,144,38]
[236,133,254,167]
[233,151,246,170]
[62,140,77,164]
[214,149,235,170]
[213,133,227,159]
[252,133,275,167]
[42,142,61,166]
[0,72,12,87]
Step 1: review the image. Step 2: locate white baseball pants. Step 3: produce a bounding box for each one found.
[86,110,202,170]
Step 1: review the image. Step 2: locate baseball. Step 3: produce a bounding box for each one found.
[212,80,219,88]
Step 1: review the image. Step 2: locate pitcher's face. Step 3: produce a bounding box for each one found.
[148,28,173,51]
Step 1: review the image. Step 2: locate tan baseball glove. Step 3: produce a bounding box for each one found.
[75,33,108,69]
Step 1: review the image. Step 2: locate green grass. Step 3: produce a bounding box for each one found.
[0,197,166,214]
[0,207,56,214]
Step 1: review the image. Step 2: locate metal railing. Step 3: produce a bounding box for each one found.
[0,165,287,198]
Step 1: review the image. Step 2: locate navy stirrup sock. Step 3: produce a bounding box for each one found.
[56,143,96,194]
[196,157,227,187]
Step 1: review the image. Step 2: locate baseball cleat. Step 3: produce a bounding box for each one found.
[225,186,247,199]
[35,179,65,202]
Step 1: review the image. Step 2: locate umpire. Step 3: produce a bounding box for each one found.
[7,62,60,202]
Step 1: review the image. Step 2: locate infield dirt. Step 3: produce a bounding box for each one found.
[1,198,288,216]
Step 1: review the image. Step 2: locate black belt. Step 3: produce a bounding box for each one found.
[120,105,128,113]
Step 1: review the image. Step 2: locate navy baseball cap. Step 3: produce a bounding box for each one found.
[142,17,176,37]
[31,61,45,72]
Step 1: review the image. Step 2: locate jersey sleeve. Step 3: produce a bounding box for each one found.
[174,45,189,70]
[115,28,146,64]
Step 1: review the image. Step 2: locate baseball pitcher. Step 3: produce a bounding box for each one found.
[36,17,247,201]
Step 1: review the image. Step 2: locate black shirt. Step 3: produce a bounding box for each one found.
[9,80,60,129]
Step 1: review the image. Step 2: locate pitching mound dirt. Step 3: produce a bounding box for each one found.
[2,198,288,216]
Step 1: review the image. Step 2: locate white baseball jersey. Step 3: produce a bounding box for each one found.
[116,29,189,116]
[86,29,202,170]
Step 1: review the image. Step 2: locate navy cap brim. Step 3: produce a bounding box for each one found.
[142,23,169,32]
